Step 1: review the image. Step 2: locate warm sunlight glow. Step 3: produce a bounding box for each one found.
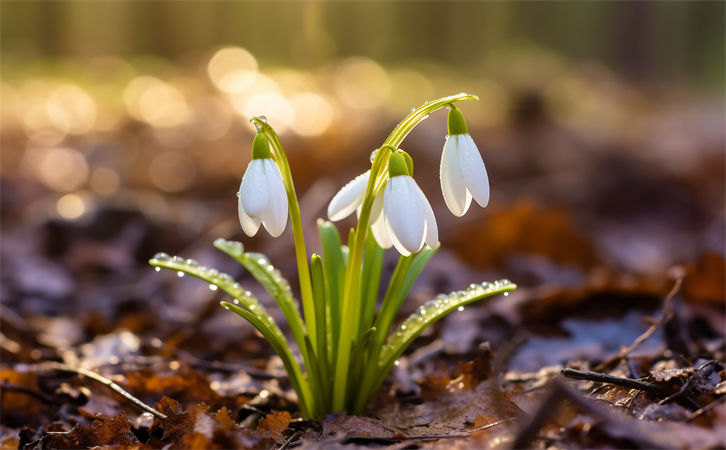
[207,46,259,93]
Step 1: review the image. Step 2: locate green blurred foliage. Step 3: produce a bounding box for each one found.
[2,1,724,90]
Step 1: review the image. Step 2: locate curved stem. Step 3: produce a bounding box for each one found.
[250,118,317,348]
[331,93,478,411]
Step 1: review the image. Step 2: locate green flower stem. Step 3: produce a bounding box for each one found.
[331,147,392,411]
[250,118,318,352]
[331,93,478,411]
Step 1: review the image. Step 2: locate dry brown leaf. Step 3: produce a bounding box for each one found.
[257,410,291,440]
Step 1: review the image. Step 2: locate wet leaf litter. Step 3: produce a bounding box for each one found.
[2,90,724,449]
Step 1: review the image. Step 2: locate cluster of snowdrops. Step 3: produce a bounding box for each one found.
[150,94,516,419]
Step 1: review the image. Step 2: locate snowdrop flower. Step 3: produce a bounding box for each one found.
[382,152,438,256]
[327,170,393,249]
[238,133,288,237]
[440,106,490,217]
[327,170,370,221]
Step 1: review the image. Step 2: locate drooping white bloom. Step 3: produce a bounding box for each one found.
[440,107,489,217]
[327,170,370,221]
[327,170,394,249]
[238,134,288,237]
[381,151,438,256]
[382,175,438,256]
[326,153,437,255]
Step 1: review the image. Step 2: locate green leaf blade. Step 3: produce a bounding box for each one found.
[380,279,516,367]
[213,239,307,347]
[149,254,273,328]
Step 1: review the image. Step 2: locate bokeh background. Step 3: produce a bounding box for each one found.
[1,1,724,367]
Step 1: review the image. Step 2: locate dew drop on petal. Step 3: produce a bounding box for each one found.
[233,299,240,305]
[258,115,267,123]
[209,284,218,291]
[457,306,464,312]
[504,292,509,296]
[154,267,161,272]
[394,360,400,366]
[177,271,185,277]
[369,149,378,163]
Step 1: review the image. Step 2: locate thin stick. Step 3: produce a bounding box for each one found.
[561,368,671,396]
[277,431,300,450]
[688,396,726,422]
[511,379,662,449]
[596,276,682,371]
[45,362,167,419]
[623,276,682,355]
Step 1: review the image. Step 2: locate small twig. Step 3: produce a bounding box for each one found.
[687,396,726,422]
[277,431,300,450]
[43,362,167,419]
[657,360,720,409]
[510,378,662,449]
[561,368,671,396]
[596,276,682,371]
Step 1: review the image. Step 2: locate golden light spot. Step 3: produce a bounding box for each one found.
[28,146,89,192]
[269,69,315,95]
[243,92,294,133]
[89,167,121,195]
[47,84,98,134]
[124,76,189,127]
[207,46,259,93]
[227,73,280,115]
[332,57,391,109]
[24,104,69,146]
[290,92,334,136]
[57,193,86,220]
[149,151,196,192]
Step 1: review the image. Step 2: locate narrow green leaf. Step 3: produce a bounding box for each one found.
[317,220,345,356]
[359,232,384,335]
[149,254,315,418]
[354,279,517,412]
[380,279,516,366]
[221,301,315,419]
[310,255,329,382]
[213,239,307,349]
[149,254,273,325]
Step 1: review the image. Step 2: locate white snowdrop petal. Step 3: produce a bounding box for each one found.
[238,193,262,237]
[456,134,489,208]
[240,159,270,216]
[327,170,370,221]
[384,177,425,255]
[414,182,438,248]
[260,159,288,237]
[370,190,393,248]
[440,136,472,217]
